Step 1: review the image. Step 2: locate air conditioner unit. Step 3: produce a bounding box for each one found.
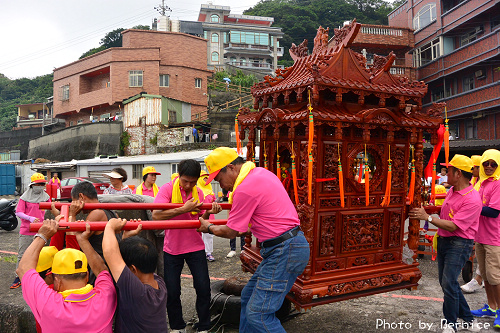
[475,69,486,79]
[473,112,484,119]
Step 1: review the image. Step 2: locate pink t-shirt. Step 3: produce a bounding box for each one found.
[475,178,500,245]
[438,184,481,239]
[226,167,300,242]
[48,178,61,189]
[16,199,48,236]
[204,194,216,220]
[22,269,117,333]
[133,183,155,197]
[154,181,205,255]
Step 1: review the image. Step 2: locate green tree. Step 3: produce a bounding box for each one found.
[100,28,125,48]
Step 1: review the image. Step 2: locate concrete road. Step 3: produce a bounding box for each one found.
[0,203,493,332]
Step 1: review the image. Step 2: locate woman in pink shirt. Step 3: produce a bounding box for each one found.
[11,173,58,289]
[470,149,500,327]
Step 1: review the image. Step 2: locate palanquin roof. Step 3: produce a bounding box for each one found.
[240,20,443,130]
[251,20,427,100]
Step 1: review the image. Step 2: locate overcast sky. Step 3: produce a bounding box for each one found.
[0,0,260,79]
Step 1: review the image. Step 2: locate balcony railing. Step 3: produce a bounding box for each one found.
[360,26,403,36]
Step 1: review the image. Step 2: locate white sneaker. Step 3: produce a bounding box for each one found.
[226,250,237,258]
[170,329,186,333]
[461,278,483,293]
[460,319,481,332]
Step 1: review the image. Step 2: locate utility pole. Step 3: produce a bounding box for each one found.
[155,0,171,16]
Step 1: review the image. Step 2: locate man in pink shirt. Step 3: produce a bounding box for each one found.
[17,218,117,332]
[198,147,310,333]
[152,159,219,333]
[411,154,482,332]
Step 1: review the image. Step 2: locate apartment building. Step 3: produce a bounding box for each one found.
[389,0,500,140]
[52,29,212,125]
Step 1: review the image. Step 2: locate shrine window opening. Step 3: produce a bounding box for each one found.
[342,91,358,103]
[364,94,380,106]
[352,151,377,184]
[386,96,399,107]
[413,3,436,31]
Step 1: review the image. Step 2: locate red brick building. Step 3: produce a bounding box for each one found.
[53,29,212,126]
[388,0,500,141]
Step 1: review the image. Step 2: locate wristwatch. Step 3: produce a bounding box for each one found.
[207,223,215,234]
[427,215,433,223]
[34,233,48,243]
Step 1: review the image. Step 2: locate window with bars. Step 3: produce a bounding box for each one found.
[160,74,170,87]
[132,165,143,179]
[60,85,70,101]
[195,78,202,88]
[129,70,143,87]
[413,38,441,67]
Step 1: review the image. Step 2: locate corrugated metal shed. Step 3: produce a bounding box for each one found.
[124,95,163,127]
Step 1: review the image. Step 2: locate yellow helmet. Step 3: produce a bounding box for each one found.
[30,173,47,186]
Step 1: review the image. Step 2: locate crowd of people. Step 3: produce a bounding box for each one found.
[13,148,308,333]
[411,149,500,333]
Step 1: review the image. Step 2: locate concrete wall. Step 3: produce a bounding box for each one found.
[28,122,122,162]
[0,127,43,160]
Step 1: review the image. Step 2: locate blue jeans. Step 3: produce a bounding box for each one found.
[437,236,474,330]
[163,250,211,331]
[230,235,246,251]
[240,230,310,333]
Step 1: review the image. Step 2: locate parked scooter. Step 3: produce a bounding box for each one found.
[0,199,18,231]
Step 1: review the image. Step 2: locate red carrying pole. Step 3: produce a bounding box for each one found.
[40,202,232,210]
[30,219,228,232]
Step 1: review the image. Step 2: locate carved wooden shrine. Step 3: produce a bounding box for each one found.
[237,21,444,309]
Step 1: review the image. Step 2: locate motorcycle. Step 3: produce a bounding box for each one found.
[0,199,18,231]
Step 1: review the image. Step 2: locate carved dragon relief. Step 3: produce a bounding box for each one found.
[290,39,309,59]
[313,26,330,54]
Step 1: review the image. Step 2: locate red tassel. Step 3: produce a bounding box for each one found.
[381,145,392,207]
[235,115,242,155]
[339,167,345,208]
[308,153,313,205]
[365,167,370,207]
[444,108,449,166]
[409,164,416,204]
[431,161,437,202]
[276,141,281,181]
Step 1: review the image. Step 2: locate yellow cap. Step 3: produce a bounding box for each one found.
[204,147,239,185]
[471,155,482,167]
[30,173,47,186]
[441,154,473,173]
[51,248,88,275]
[142,166,161,177]
[36,246,59,273]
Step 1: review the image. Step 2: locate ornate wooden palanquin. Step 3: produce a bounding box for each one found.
[237,21,444,309]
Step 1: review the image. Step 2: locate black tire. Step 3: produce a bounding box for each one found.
[462,260,473,283]
[0,217,18,232]
[210,280,292,326]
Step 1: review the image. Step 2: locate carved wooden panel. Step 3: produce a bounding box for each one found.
[350,196,376,206]
[319,214,336,256]
[341,211,384,253]
[375,251,401,264]
[347,254,375,267]
[325,274,404,297]
[320,198,342,207]
[322,142,341,192]
[391,145,406,190]
[316,258,346,272]
[388,209,403,248]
